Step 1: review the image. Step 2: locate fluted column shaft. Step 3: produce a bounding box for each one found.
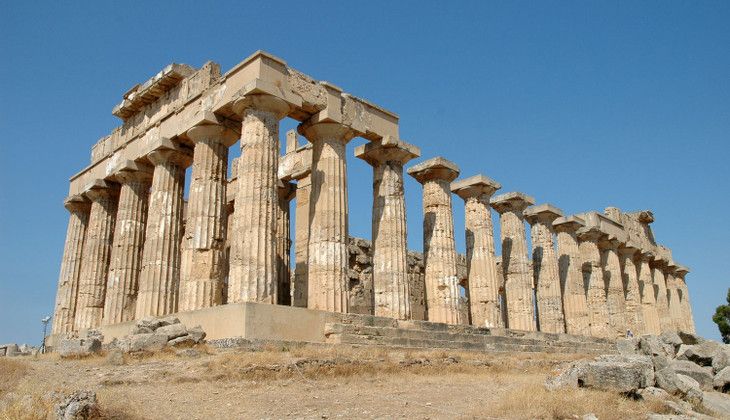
[292,176,311,307]
[600,239,626,338]
[52,200,90,334]
[135,149,191,318]
[103,172,150,324]
[652,261,672,333]
[578,229,611,338]
[301,122,356,312]
[618,247,645,335]
[179,125,237,311]
[527,211,565,333]
[665,270,683,332]
[276,182,295,305]
[555,220,590,336]
[229,95,289,303]
[676,273,696,333]
[637,254,661,334]
[75,187,118,330]
[357,140,418,320]
[464,195,501,327]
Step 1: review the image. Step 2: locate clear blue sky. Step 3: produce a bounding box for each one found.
[1,1,728,345]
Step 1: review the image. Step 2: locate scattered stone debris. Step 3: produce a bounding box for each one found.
[54,390,100,420]
[110,316,206,354]
[546,333,730,418]
[58,331,103,358]
[0,343,39,357]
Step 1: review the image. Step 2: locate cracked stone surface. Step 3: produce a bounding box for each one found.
[554,216,590,336]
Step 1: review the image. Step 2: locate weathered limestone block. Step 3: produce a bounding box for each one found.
[577,226,611,338]
[75,181,118,331]
[136,142,192,318]
[554,215,590,336]
[525,203,565,333]
[103,161,152,325]
[637,251,661,335]
[652,257,674,333]
[179,124,237,311]
[356,137,420,319]
[491,192,536,331]
[674,266,696,333]
[665,264,684,333]
[618,243,646,336]
[451,174,502,328]
[229,94,290,304]
[276,181,295,305]
[300,121,357,312]
[599,235,627,339]
[408,157,461,324]
[52,197,90,334]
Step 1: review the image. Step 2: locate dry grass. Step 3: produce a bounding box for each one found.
[0,359,30,398]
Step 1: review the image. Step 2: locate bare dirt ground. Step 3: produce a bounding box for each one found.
[1,345,673,419]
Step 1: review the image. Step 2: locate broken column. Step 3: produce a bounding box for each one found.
[524,204,565,333]
[407,157,461,324]
[598,235,627,338]
[102,161,152,325]
[617,242,646,335]
[300,121,357,312]
[229,94,291,303]
[651,256,673,333]
[51,196,90,334]
[355,137,420,319]
[179,123,238,311]
[451,174,502,328]
[577,226,611,338]
[74,180,118,330]
[674,265,696,333]
[276,181,296,305]
[490,192,536,331]
[553,215,590,336]
[637,250,661,335]
[135,140,192,318]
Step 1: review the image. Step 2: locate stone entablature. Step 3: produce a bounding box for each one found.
[52,50,697,341]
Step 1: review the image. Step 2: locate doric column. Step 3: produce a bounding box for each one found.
[293,174,312,307]
[276,181,296,305]
[179,123,238,311]
[407,157,461,324]
[525,204,565,333]
[577,227,611,338]
[227,95,290,304]
[665,264,683,332]
[52,196,90,334]
[674,266,696,333]
[651,257,673,333]
[299,121,357,312]
[636,251,661,334]
[356,137,420,319]
[490,192,536,331]
[74,181,118,330]
[451,175,502,328]
[102,161,152,325]
[553,215,590,336]
[599,235,627,338]
[617,243,646,335]
[135,141,192,318]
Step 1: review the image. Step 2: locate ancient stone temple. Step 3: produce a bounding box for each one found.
[50,51,697,345]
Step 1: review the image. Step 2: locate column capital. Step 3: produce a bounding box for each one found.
[617,241,641,257]
[407,157,459,184]
[650,256,670,269]
[63,195,90,213]
[298,120,358,144]
[576,225,605,243]
[489,192,535,214]
[231,93,291,119]
[598,234,621,251]
[637,249,656,262]
[354,136,420,166]
[110,160,153,184]
[451,174,501,200]
[553,215,585,233]
[674,264,690,277]
[524,203,563,226]
[187,123,239,147]
[82,179,119,201]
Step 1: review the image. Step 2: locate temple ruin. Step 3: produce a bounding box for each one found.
[50,51,696,348]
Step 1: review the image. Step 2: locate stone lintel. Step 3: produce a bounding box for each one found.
[450,174,502,200]
[552,215,585,232]
[63,194,90,212]
[489,192,535,214]
[618,240,641,256]
[354,136,420,166]
[224,50,288,78]
[674,264,690,276]
[109,160,154,183]
[407,157,460,184]
[579,211,627,243]
[278,144,312,181]
[597,233,622,250]
[576,225,605,242]
[524,203,564,225]
[113,63,197,120]
[232,78,303,112]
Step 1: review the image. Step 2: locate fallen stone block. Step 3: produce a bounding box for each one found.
[655,367,681,394]
[638,386,671,400]
[125,333,168,352]
[714,366,730,393]
[54,390,99,420]
[670,360,714,390]
[1,343,20,357]
[640,335,674,358]
[155,323,188,340]
[168,335,196,347]
[701,391,730,418]
[676,341,721,366]
[712,345,730,373]
[187,325,206,343]
[616,338,639,355]
[675,374,703,405]
[660,331,683,352]
[58,336,102,358]
[677,331,703,345]
[577,355,654,393]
